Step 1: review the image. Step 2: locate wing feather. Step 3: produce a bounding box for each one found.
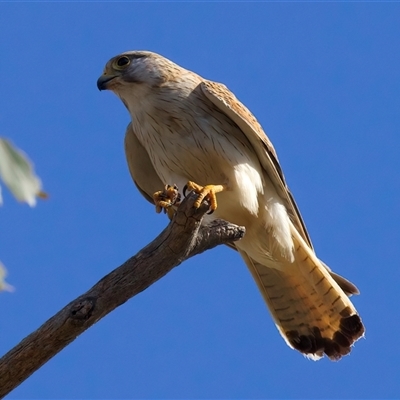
[124,122,163,204]
[200,80,313,249]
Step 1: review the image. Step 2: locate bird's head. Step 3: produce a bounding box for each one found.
[97,50,177,93]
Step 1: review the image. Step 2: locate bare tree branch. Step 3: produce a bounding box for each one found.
[0,193,245,398]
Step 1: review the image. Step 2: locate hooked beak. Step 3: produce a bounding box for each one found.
[97,74,117,91]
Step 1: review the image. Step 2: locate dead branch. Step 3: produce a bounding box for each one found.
[0,193,245,398]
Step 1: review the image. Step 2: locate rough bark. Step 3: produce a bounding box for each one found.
[0,193,245,398]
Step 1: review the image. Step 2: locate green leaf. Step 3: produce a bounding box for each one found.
[0,262,14,292]
[0,138,46,206]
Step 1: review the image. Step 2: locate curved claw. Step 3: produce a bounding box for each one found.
[153,184,181,215]
[184,181,226,212]
[183,184,188,197]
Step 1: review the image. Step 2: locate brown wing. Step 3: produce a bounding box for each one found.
[200,80,313,250]
[200,80,359,296]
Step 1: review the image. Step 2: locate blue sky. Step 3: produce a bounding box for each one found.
[0,2,399,399]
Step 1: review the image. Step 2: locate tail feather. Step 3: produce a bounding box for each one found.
[238,227,364,361]
[324,266,360,296]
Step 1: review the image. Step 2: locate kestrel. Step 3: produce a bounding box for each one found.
[97,51,364,360]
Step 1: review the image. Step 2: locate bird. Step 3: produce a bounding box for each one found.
[97,50,364,360]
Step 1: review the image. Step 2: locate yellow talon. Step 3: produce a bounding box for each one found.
[185,181,226,211]
[153,184,181,216]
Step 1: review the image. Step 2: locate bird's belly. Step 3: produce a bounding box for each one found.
[135,120,294,264]
[134,117,265,216]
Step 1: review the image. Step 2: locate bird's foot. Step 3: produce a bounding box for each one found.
[183,181,226,214]
[153,184,181,219]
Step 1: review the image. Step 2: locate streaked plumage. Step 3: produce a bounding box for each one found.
[97,51,364,360]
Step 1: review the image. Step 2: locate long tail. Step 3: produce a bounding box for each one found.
[238,226,364,361]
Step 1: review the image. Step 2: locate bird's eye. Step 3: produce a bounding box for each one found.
[115,56,130,68]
